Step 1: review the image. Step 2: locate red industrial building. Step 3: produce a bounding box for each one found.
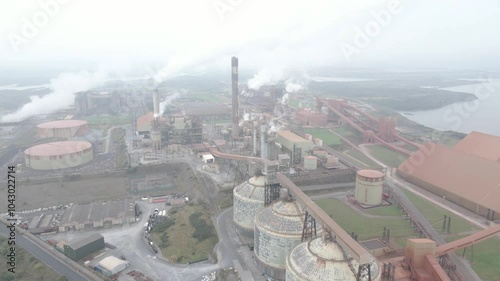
[294,109,327,126]
[398,131,500,220]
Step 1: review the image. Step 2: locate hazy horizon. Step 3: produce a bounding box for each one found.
[1,0,500,72]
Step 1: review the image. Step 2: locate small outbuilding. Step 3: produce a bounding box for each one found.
[97,256,129,276]
[202,153,215,164]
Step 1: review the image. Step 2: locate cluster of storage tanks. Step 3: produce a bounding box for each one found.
[233,174,379,280]
[24,120,94,170]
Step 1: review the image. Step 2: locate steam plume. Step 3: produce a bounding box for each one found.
[1,70,108,122]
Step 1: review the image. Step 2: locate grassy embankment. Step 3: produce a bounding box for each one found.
[403,189,500,281]
[151,204,218,264]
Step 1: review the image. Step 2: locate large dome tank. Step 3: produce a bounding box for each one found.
[254,199,313,280]
[233,175,267,239]
[285,236,379,281]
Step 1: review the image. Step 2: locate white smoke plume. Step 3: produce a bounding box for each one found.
[1,70,108,122]
[153,44,235,84]
[159,92,181,115]
[267,119,284,134]
[247,69,284,90]
[281,93,289,105]
[285,78,305,93]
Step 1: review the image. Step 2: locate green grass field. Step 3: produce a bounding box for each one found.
[83,115,131,128]
[151,204,218,264]
[403,189,500,281]
[315,198,416,241]
[367,145,408,167]
[401,144,420,152]
[403,190,477,234]
[345,150,382,169]
[303,128,342,146]
[364,205,403,217]
[331,126,354,137]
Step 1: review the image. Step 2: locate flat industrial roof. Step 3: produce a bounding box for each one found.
[454,131,500,162]
[277,130,310,143]
[61,199,135,225]
[182,103,230,116]
[137,112,154,129]
[24,141,92,157]
[357,169,384,179]
[99,256,128,271]
[398,143,500,214]
[66,233,103,250]
[37,120,87,129]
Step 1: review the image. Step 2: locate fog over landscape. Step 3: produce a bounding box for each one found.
[1,0,500,125]
[2,2,500,281]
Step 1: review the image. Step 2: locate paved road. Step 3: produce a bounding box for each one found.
[299,182,354,191]
[49,201,218,281]
[215,207,267,281]
[0,223,89,281]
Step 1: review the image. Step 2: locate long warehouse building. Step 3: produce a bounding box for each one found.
[398,131,500,220]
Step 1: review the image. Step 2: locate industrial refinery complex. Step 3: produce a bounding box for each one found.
[1,57,499,281]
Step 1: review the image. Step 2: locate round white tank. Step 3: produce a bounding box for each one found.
[286,237,379,281]
[233,175,266,239]
[355,170,385,206]
[303,156,317,170]
[326,155,338,165]
[254,199,310,280]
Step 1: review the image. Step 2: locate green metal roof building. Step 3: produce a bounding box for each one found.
[63,233,105,261]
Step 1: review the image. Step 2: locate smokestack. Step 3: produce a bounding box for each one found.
[260,124,267,159]
[231,57,239,138]
[153,89,160,118]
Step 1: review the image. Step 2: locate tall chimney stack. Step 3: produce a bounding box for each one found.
[153,89,160,118]
[231,57,239,139]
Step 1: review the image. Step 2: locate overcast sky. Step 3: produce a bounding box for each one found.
[1,0,500,72]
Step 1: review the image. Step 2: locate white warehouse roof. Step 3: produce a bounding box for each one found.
[99,256,128,274]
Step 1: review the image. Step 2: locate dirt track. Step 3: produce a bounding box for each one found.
[0,176,131,211]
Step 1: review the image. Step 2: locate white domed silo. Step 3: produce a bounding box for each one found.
[355,170,385,206]
[233,175,267,240]
[254,199,313,280]
[285,236,379,281]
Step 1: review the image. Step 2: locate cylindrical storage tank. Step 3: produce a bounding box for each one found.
[326,155,338,165]
[254,200,311,280]
[286,237,379,281]
[303,156,317,170]
[24,141,94,170]
[355,170,385,206]
[314,138,323,147]
[37,120,88,138]
[233,175,266,240]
